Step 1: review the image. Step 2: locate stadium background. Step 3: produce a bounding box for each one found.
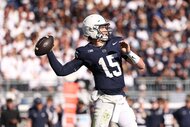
[0,0,190,127]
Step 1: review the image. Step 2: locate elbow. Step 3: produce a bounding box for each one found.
[54,71,64,76]
[55,71,68,76]
[139,63,146,70]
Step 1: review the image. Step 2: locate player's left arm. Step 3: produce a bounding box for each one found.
[120,40,145,70]
[47,51,83,76]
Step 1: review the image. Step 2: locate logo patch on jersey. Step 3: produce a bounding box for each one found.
[75,51,79,58]
[112,41,118,45]
[102,49,107,53]
[88,49,94,53]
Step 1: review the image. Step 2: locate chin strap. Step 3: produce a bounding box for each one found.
[100,34,109,41]
[94,25,110,41]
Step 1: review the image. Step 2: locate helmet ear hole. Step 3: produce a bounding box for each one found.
[88,27,94,32]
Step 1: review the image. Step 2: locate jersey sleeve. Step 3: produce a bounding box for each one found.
[0,111,5,125]
[173,109,180,122]
[75,48,83,59]
[47,51,83,76]
[28,108,33,119]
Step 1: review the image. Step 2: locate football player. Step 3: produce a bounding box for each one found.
[47,14,145,127]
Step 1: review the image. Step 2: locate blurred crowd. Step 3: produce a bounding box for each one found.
[1,0,190,127]
[0,0,190,90]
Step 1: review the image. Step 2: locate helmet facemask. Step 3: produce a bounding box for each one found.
[93,24,111,42]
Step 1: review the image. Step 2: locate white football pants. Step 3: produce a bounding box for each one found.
[91,91,137,127]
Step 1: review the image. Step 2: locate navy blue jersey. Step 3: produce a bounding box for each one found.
[28,106,49,127]
[47,36,126,95]
[173,106,190,127]
[75,36,124,94]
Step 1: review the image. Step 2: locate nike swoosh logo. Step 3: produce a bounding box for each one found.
[112,42,118,45]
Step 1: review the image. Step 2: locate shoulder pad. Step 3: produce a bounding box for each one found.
[75,47,83,59]
[114,36,123,41]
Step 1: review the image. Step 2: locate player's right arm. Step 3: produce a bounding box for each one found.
[47,51,83,76]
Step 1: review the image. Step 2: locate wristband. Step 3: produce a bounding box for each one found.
[126,51,140,64]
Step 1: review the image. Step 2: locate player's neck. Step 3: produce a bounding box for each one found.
[91,40,104,47]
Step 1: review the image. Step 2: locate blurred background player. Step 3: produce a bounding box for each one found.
[145,98,163,127]
[54,104,64,127]
[28,97,48,127]
[0,98,21,127]
[162,98,175,127]
[173,94,190,127]
[135,98,147,127]
[44,95,58,127]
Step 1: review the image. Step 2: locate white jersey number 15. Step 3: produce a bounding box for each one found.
[98,54,122,78]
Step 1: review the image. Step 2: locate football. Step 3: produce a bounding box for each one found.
[34,35,54,56]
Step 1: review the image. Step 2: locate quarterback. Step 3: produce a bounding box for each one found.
[47,14,145,127]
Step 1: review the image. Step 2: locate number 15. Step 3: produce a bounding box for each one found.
[98,54,122,78]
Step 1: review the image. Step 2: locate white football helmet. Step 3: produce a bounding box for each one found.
[82,14,110,41]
